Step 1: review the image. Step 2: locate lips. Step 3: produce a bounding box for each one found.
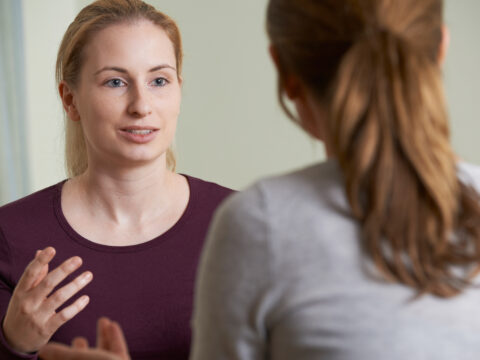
[120,126,158,132]
[124,129,154,135]
[119,126,159,144]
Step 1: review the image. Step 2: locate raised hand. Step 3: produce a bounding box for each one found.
[39,317,130,360]
[2,247,93,353]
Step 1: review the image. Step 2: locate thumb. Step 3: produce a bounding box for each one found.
[105,321,129,359]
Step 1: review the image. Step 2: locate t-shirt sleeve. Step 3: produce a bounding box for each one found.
[190,184,274,360]
[0,228,38,360]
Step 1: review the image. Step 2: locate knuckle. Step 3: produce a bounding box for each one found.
[38,326,51,339]
[52,290,66,304]
[60,263,69,273]
[61,260,75,273]
[74,277,86,289]
[58,310,70,322]
[75,300,85,311]
[42,277,55,289]
[24,267,35,279]
[19,302,31,316]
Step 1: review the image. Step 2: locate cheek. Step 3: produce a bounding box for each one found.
[78,102,117,145]
[161,89,182,122]
[80,96,115,126]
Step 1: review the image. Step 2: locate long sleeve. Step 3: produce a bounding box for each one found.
[190,185,275,360]
[0,227,37,360]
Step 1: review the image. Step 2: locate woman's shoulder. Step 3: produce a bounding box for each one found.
[257,159,343,197]
[458,161,480,191]
[225,159,345,209]
[214,159,347,231]
[183,174,235,206]
[0,181,65,222]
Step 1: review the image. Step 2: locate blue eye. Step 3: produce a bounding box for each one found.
[105,78,126,87]
[152,78,168,87]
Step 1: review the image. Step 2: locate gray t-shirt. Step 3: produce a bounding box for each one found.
[191,159,480,360]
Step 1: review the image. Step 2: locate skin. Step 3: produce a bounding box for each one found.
[59,20,189,247]
[39,317,129,360]
[38,19,451,360]
[2,247,92,353]
[3,20,188,355]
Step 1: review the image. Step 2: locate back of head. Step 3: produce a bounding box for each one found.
[267,0,480,297]
[56,0,182,177]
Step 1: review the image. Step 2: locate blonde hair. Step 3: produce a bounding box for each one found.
[56,0,182,177]
[267,0,480,297]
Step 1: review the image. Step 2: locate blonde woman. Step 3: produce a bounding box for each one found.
[40,0,480,359]
[0,1,232,359]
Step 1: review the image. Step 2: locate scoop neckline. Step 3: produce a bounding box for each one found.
[53,175,197,253]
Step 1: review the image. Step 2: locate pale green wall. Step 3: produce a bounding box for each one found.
[22,0,480,192]
[22,0,79,193]
[444,0,480,164]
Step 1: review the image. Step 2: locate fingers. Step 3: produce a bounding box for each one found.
[32,250,48,288]
[97,317,111,350]
[108,321,129,357]
[46,295,90,334]
[72,337,89,349]
[39,343,119,360]
[3,248,93,354]
[38,319,129,360]
[95,318,129,359]
[32,263,49,289]
[16,247,56,292]
[40,271,93,313]
[39,343,81,360]
[32,256,83,299]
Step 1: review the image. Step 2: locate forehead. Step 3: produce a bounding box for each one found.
[82,20,176,70]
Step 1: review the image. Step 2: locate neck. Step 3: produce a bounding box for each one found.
[304,91,336,158]
[71,158,176,225]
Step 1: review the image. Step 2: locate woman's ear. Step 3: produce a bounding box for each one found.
[438,25,450,65]
[58,81,80,121]
[269,45,301,100]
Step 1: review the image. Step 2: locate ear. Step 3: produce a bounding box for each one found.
[58,81,80,122]
[269,44,301,100]
[438,25,450,65]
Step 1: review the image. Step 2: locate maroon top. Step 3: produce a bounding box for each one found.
[0,175,233,360]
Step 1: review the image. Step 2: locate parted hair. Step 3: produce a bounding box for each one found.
[267,0,480,297]
[56,0,182,177]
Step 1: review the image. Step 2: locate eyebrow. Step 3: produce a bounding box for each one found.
[94,64,177,75]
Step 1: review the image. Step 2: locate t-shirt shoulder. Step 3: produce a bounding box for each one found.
[213,160,343,227]
[184,174,235,205]
[248,159,348,216]
[0,181,64,223]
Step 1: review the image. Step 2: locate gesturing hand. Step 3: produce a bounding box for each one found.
[39,317,130,360]
[2,247,93,353]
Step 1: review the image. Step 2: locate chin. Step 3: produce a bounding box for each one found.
[120,149,167,166]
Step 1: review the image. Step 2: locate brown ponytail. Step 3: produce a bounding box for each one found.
[267,0,480,297]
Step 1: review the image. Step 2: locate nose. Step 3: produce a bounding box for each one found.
[127,83,152,118]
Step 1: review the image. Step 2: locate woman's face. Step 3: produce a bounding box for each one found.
[72,20,181,169]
